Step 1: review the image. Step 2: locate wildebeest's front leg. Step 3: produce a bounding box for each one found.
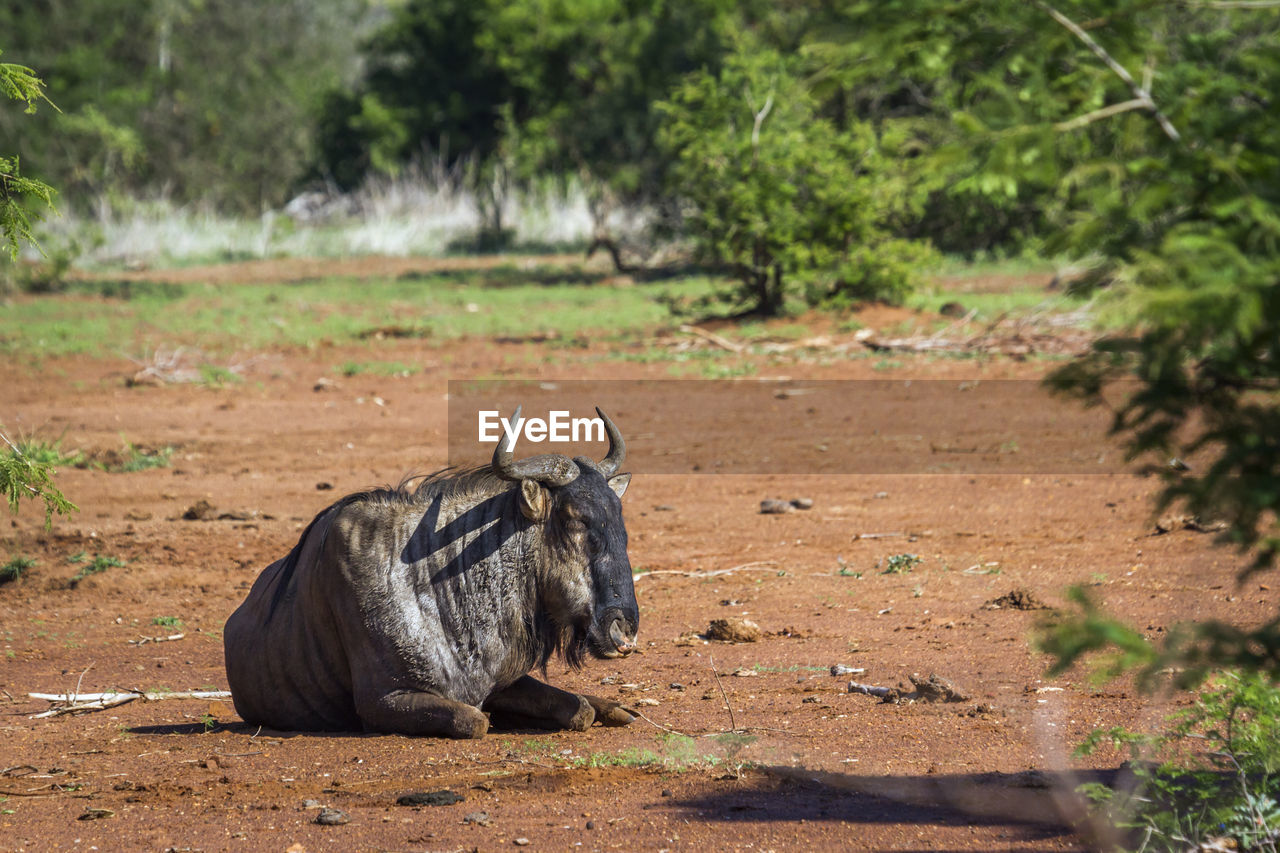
[580,694,637,727]
[358,689,489,739]
[484,675,595,732]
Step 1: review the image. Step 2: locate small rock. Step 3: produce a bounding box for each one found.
[669,682,684,691]
[939,301,967,317]
[909,672,970,703]
[463,811,492,826]
[983,588,1050,611]
[397,790,464,807]
[313,377,341,392]
[661,789,672,798]
[719,599,741,607]
[514,838,531,846]
[181,499,217,521]
[315,482,334,491]
[585,820,596,830]
[873,491,889,499]
[706,617,761,643]
[653,504,675,512]
[302,799,322,809]
[634,697,660,707]
[760,499,794,514]
[802,696,820,704]
[315,807,350,825]
[829,664,865,677]
[78,807,115,821]
[790,498,814,510]
[730,668,758,677]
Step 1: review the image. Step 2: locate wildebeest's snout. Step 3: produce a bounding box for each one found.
[595,606,639,658]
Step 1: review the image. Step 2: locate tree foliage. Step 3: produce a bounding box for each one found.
[0,0,369,211]
[0,50,56,259]
[0,432,77,530]
[658,44,930,314]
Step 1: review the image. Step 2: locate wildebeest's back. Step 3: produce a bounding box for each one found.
[224,502,364,731]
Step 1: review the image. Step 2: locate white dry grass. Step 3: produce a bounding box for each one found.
[37,171,647,269]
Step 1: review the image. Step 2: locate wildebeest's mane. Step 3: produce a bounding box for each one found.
[265,466,516,618]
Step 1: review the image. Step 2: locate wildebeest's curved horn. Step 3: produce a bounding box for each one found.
[491,406,579,486]
[595,407,626,476]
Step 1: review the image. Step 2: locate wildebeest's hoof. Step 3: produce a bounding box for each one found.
[448,706,490,739]
[583,694,636,727]
[566,695,595,732]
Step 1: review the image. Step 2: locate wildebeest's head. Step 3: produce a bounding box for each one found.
[493,407,638,666]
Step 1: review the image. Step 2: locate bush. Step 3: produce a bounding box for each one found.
[1077,670,1280,852]
[657,44,930,316]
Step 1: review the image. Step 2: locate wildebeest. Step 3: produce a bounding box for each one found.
[224,407,638,738]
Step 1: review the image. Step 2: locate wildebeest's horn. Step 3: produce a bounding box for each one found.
[491,406,579,486]
[595,407,626,476]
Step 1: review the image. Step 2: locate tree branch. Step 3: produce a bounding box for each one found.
[1034,0,1182,143]
[1055,98,1151,132]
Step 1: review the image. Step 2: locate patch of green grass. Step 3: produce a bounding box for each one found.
[881,553,923,574]
[69,554,124,587]
[2,269,722,358]
[197,364,242,387]
[152,616,182,628]
[571,733,721,772]
[339,360,419,378]
[9,436,82,468]
[110,444,173,473]
[1,555,36,584]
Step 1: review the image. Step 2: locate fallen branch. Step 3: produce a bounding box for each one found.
[848,681,899,700]
[634,561,778,582]
[128,633,185,646]
[29,689,232,719]
[677,324,745,353]
[710,656,739,732]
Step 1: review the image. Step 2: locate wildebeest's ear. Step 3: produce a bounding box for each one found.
[518,478,551,521]
[607,473,631,499]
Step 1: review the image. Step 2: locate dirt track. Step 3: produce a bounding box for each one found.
[1,280,1270,851]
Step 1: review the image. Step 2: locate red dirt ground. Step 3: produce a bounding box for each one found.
[1,266,1272,852]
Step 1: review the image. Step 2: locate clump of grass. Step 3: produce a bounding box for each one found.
[1,555,36,584]
[69,554,125,588]
[880,553,923,574]
[152,616,182,628]
[571,733,725,772]
[339,360,419,378]
[77,443,173,473]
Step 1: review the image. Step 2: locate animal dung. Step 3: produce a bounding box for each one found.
[760,498,813,514]
[706,617,761,643]
[908,673,971,703]
[397,789,464,807]
[314,807,351,825]
[982,588,1050,611]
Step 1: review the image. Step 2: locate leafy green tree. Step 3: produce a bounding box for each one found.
[477,0,736,248]
[0,0,368,211]
[315,0,514,189]
[0,51,56,259]
[658,44,930,315]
